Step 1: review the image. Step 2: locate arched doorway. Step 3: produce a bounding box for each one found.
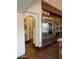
[24,16,35,44]
[24,15,37,59]
[24,12,40,47]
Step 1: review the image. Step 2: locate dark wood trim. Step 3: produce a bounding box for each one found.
[42,1,62,16]
[42,11,62,18]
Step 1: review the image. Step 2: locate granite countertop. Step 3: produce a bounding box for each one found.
[57,38,62,42]
[57,38,62,48]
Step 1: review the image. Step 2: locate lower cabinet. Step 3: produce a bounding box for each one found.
[42,33,53,47]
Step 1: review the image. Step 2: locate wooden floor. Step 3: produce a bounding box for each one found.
[26,39,59,59]
[18,38,61,59]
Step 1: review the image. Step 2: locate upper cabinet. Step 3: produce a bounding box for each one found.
[43,0,62,11]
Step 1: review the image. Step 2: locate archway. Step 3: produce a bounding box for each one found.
[24,16,35,43]
[24,15,37,59]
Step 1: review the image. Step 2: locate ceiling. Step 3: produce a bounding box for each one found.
[17,0,62,13]
[43,0,62,11]
[17,0,33,13]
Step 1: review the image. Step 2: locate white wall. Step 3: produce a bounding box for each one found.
[26,0,42,47]
[17,13,25,57]
[17,0,42,58]
[17,0,33,13]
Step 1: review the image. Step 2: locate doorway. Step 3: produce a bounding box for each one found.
[24,12,39,47]
[24,16,35,43]
[24,15,37,59]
